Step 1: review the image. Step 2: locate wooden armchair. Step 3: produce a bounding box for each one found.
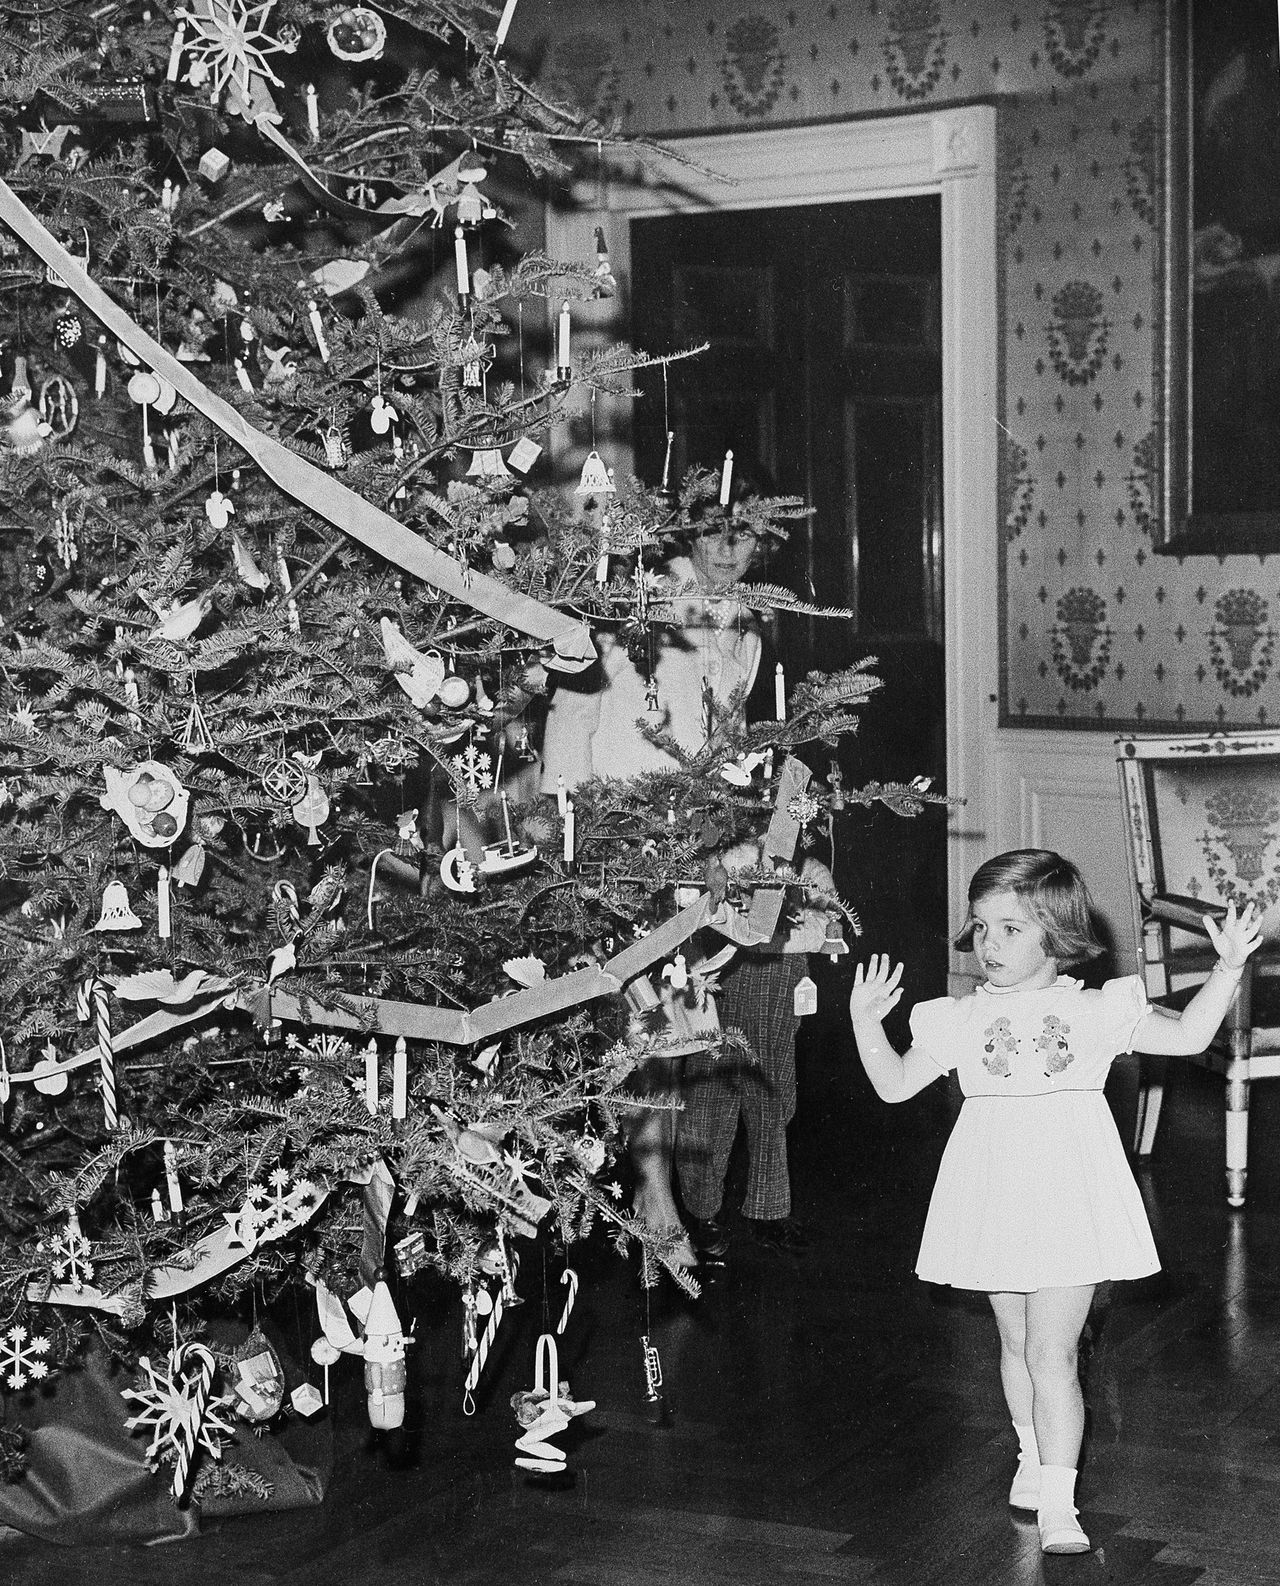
[1116,732,1280,1206]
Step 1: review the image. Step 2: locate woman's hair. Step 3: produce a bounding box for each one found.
[954,849,1104,966]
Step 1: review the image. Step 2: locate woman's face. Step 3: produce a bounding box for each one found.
[690,525,759,590]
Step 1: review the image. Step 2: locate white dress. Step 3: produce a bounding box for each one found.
[909,975,1160,1293]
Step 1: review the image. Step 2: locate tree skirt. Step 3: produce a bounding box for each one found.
[0,1331,331,1545]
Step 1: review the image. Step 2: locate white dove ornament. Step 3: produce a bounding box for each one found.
[231,532,270,590]
[380,618,446,709]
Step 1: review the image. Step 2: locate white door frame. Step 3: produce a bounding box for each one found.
[546,109,999,989]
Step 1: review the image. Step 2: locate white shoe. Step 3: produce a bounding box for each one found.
[1038,1509,1090,1554]
[1008,1454,1039,1511]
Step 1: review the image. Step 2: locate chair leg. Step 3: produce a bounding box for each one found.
[1133,1054,1167,1158]
[1225,1069,1250,1209]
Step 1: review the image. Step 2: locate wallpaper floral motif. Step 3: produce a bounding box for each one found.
[515,0,1280,731]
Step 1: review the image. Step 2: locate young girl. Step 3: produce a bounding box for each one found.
[848,849,1260,1556]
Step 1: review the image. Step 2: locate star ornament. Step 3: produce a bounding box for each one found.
[178,0,296,110]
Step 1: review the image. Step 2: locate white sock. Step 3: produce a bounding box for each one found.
[1013,1422,1038,1465]
[1038,1463,1078,1516]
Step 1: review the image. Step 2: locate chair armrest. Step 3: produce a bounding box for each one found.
[1146,894,1228,933]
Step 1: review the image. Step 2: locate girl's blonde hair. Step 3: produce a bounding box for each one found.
[954,849,1104,966]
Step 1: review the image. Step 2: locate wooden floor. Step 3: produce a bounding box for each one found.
[7,1035,1280,1585]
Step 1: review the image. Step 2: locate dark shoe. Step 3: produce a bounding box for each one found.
[745,1216,809,1251]
[688,1216,730,1261]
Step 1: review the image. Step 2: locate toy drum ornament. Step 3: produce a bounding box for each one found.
[326,6,386,60]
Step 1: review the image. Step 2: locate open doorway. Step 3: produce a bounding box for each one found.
[630,199,948,991]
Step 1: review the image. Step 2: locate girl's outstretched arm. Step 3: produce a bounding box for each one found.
[848,954,943,1103]
[1133,901,1264,1056]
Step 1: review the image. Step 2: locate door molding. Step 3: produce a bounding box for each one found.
[547,110,998,986]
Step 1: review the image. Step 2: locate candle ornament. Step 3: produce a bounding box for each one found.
[719,448,734,508]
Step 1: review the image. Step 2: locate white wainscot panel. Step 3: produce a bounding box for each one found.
[986,730,1134,976]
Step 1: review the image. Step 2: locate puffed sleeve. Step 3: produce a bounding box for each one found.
[1096,975,1151,1055]
[909,996,959,1073]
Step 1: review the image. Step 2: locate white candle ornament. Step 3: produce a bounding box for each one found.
[164,1139,183,1215]
[494,0,519,50]
[557,301,571,373]
[719,448,734,507]
[562,798,576,867]
[774,661,786,720]
[454,227,470,297]
[364,1039,378,1113]
[306,300,330,362]
[157,862,172,939]
[166,21,185,80]
[305,82,319,140]
[392,1035,407,1120]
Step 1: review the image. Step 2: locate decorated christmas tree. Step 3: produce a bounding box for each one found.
[0,0,946,1508]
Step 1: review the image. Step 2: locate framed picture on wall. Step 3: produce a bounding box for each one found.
[1155,0,1280,553]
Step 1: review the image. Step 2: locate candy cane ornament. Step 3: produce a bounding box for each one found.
[171,1343,215,1501]
[462,1283,504,1413]
[555,1267,578,1335]
[78,976,117,1129]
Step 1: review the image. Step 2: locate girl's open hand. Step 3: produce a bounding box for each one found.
[849,954,905,1023]
[1205,900,1264,971]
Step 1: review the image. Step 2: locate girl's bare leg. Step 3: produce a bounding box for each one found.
[629,1054,696,1267]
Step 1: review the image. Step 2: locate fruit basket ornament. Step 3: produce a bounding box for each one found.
[326,6,386,60]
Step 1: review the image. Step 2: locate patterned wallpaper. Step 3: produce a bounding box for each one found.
[512,0,1280,732]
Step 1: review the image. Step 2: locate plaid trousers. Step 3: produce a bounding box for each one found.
[675,954,807,1221]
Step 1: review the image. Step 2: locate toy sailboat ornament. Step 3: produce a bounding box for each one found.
[479,791,537,877]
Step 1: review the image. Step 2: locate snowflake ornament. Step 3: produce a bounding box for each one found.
[226,1167,322,1251]
[178,0,296,117]
[38,1213,94,1292]
[123,1349,236,1469]
[785,791,822,830]
[450,742,494,794]
[0,1326,52,1389]
[502,1147,537,1190]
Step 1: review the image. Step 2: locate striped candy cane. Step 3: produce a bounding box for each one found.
[78,977,116,1129]
[462,1285,504,1413]
[556,1268,578,1336]
[171,1343,215,1502]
